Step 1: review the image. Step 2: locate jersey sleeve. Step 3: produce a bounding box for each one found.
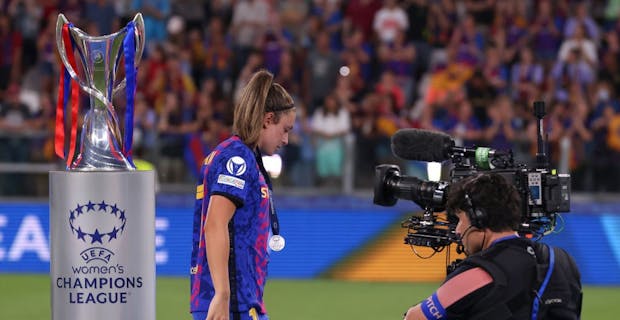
[420,267,494,319]
[208,149,255,208]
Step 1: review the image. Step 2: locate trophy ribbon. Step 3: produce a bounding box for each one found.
[55,22,80,168]
[123,21,137,161]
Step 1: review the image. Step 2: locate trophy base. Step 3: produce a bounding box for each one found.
[49,170,155,320]
[71,151,135,171]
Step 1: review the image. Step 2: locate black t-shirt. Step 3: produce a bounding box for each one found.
[423,237,538,319]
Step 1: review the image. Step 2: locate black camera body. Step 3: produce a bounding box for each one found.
[373,101,571,251]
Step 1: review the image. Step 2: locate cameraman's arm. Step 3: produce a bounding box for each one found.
[403,267,493,320]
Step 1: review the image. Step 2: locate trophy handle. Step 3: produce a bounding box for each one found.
[56,14,86,91]
[113,13,146,97]
[56,14,111,108]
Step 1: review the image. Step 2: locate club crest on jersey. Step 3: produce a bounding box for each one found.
[226,156,247,176]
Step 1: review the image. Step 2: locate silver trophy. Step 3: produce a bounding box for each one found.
[56,13,145,170]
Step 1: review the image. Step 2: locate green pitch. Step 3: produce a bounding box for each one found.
[1,274,619,319]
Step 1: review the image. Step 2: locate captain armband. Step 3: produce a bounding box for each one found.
[421,293,447,319]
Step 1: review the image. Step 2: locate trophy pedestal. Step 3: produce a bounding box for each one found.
[50,171,155,320]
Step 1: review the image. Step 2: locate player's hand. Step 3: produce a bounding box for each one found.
[403,305,423,320]
[206,293,229,320]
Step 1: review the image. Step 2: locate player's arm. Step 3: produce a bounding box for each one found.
[204,195,236,318]
[403,267,493,320]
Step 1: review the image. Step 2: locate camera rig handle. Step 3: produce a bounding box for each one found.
[534,101,549,170]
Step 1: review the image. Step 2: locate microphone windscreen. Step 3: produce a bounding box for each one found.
[390,128,453,162]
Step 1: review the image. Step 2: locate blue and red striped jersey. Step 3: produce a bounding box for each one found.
[190,136,270,314]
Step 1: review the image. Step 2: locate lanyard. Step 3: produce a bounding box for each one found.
[268,190,280,236]
[255,148,280,236]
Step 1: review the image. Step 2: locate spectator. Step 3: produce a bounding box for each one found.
[564,1,600,41]
[152,53,197,111]
[202,19,233,86]
[590,103,620,191]
[131,0,171,47]
[311,93,351,187]
[274,49,300,96]
[0,83,34,195]
[423,47,472,107]
[0,13,23,96]
[157,92,189,183]
[449,14,484,66]
[466,70,496,126]
[234,50,265,104]
[483,95,517,152]
[85,0,117,35]
[549,46,596,103]
[340,26,372,92]
[8,0,43,70]
[277,0,310,45]
[450,99,484,148]
[604,0,620,28]
[312,0,344,51]
[35,18,57,97]
[351,93,380,186]
[564,98,593,179]
[185,28,207,87]
[170,0,206,31]
[343,0,382,42]
[260,27,290,78]
[282,100,315,187]
[403,0,432,80]
[489,0,529,64]
[558,23,597,69]
[375,69,406,112]
[230,0,270,78]
[375,92,409,161]
[599,44,620,96]
[373,0,408,45]
[510,47,544,104]
[29,92,56,162]
[303,30,341,114]
[377,29,416,106]
[529,0,564,65]
[204,0,234,29]
[132,93,158,163]
[60,0,84,25]
[464,0,496,26]
[426,0,457,48]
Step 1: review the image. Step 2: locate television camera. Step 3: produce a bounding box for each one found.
[373,101,571,262]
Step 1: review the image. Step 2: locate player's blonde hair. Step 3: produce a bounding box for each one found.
[233,70,294,148]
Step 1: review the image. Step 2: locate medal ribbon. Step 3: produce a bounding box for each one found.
[255,149,282,240]
[55,23,80,168]
[268,190,280,236]
[122,21,136,165]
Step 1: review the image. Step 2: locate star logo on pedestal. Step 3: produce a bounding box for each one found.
[90,229,103,244]
[107,226,119,242]
[69,200,127,244]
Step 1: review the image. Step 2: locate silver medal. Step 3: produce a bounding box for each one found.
[269,235,285,251]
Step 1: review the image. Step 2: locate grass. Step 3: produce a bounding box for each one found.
[1,274,619,319]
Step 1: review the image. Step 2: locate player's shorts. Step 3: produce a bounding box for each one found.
[192,308,268,320]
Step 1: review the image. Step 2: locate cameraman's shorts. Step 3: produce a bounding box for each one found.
[192,308,268,320]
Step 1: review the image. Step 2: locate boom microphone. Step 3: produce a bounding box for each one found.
[391,129,454,162]
[390,129,513,169]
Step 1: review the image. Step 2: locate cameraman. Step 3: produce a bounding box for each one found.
[403,173,582,320]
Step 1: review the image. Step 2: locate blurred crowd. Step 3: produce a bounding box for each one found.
[2,0,620,196]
